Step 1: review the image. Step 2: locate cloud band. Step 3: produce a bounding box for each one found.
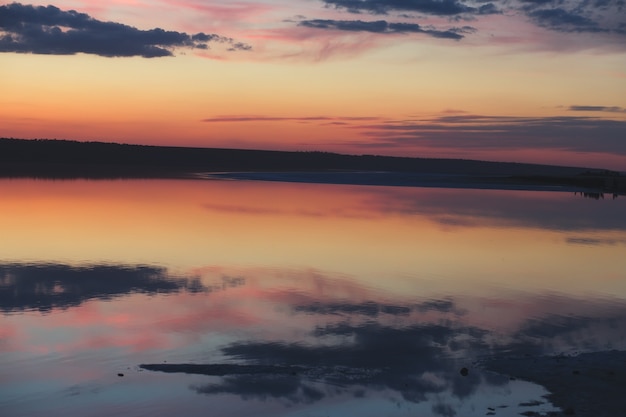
[0,3,251,58]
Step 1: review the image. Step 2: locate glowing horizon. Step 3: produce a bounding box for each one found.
[1,1,625,169]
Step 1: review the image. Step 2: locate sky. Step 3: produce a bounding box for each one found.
[1,0,625,170]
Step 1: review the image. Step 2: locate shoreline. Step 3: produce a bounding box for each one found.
[2,138,624,196]
[197,171,625,196]
[482,350,626,417]
[2,169,623,197]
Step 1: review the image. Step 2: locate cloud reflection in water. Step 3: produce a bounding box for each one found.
[0,263,208,313]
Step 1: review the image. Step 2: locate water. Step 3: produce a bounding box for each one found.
[1,178,625,416]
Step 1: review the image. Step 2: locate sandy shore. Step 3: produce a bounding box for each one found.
[482,350,626,417]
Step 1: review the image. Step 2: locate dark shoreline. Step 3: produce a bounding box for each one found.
[139,350,626,417]
[197,171,624,197]
[2,138,625,195]
[482,350,626,417]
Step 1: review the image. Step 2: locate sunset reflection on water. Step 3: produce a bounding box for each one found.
[1,178,625,416]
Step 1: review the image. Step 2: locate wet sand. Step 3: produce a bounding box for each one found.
[482,350,626,417]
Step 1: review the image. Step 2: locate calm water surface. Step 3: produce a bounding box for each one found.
[1,179,625,417]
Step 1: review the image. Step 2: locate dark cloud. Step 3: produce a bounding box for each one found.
[518,0,626,35]
[309,0,625,44]
[513,312,626,352]
[294,298,464,317]
[215,321,490,403]
[477,3,500,14]
[294,300,412,316]
[228,42,252,51]
[432,403,457,417]
[0,262,208,312]
[416,298,466,314]
[320,0,481,16]
[0,3,251,57]
[193,374,324,404]
[223,322,489,372]
[517,0,556,6]
[569,105,626,113]
[352,114,626,155]
[527,7,601,32]
[299,19,466,39]
[566,236,626,245]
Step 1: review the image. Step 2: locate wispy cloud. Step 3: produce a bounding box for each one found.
[569,105,626,113]
[199,112,626,164]
[566,237,626,246]
[0,3,251,57]
[202,115,382,123]
[298,19,471,39]
[350,114,626,154]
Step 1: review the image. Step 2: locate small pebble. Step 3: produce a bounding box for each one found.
[460,367,469,376]
[117,373,124,377]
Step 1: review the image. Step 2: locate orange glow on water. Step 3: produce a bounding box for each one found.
[1,178,625,297]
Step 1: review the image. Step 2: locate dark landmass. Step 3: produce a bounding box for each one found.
[483,350,626,417]
[140,363,308,376]
[1,138,624,193]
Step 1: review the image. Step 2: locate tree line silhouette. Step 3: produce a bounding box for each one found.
[0,138,623,194]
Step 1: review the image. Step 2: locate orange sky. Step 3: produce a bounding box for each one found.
[1,1,626,169]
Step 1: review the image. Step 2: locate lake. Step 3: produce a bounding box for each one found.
[1,178,625,416]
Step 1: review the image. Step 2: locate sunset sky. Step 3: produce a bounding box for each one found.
[1,0,625,169]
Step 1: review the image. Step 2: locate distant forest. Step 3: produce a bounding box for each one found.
[0,138,610,178]
[1,138,624,193]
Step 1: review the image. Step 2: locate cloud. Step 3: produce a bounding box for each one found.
[566,237,626,245]
[569,105,626,113]
[351,114,626,155]
[320,0,486,16]
[527,7,602,32]
[0,3,251,57]
[303,0,626,52]
[203,115,333,123]
[519,0,626,36]
[0,262,207,312]
[294,301,412,317]
[199,112,626,167]
[193,374,324,404]
[214,321,489,404]
[299,19,468,39]
[294,299,465,317]
[202,115,382,123]
[199,111,626,166]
